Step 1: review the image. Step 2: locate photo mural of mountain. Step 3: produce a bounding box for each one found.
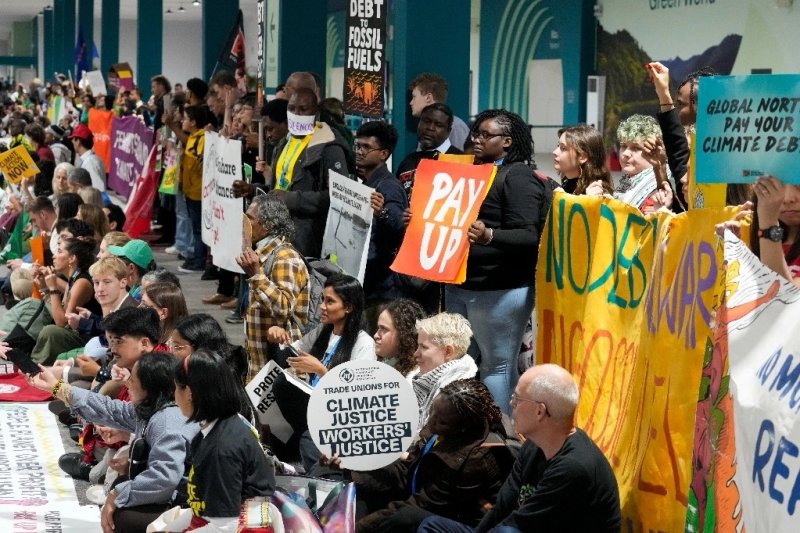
[597,24,742,149]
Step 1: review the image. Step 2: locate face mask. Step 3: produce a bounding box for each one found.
[287,111,316,137]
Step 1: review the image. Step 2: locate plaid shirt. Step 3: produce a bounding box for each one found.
[245,235,310,381]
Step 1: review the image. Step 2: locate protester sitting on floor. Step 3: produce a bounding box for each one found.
[103,204,127,232]
[267,272,375,470]
[30,238,102,364]
[374,298,427,377]
[29,351,199,533]
[335,379,515,533]
[0,269,36,337]
[409,313,478,426]
[97,231,131,260]
[552,124,614,196]
[170,349,275,528]
[107,239,155,302]
[48,257,139,386]
[418,364,621,533]
[78,186,105,208]
[51,162,75,202]
[140,282,188,345]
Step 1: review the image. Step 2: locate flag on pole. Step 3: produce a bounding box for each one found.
[216,10,247,96]
[74,27,92,82]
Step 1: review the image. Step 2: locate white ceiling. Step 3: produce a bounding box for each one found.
[0,0,204,44]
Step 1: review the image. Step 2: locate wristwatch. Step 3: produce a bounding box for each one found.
[758,225,785,242]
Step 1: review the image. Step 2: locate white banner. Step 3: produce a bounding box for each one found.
[321,171,373,282]
[201,131,245,274]
[0,404,101,531]
[725,234,800,532]
[245,360,312,444]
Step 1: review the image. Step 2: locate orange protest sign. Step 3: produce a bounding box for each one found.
[29,235,44,300]
[88,108,114,171]
[391,160,495,283]
[438,153,475,164]
[0,145,39,185]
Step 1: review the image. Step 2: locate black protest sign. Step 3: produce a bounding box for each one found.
[344,0,387,118]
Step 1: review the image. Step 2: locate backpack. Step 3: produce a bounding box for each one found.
[263,243,343,336]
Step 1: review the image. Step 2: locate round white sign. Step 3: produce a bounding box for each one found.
[307,360,420,471]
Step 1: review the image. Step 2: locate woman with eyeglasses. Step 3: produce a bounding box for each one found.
[171,349,274,528]
[28,351,199,533]
[444,109,549,414]
[167,313,247,382]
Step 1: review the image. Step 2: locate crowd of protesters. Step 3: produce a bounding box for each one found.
[0,56,796,533]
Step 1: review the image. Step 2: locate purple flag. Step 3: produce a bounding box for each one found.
[108,116,154,199]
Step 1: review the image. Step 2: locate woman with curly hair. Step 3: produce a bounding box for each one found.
[373,299,426,377]
[552,124,614,196]
[339,379,515,533]
[613,114,675,213]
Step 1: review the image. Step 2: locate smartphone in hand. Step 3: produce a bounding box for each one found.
[6,349,42,376]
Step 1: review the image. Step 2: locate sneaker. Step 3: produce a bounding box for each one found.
[178,261,204,274]
[164,245,179,255]
[58,453,92,481]
[225,315,244,324]
[220,298,239,310]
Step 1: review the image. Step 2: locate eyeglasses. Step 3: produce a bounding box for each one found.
[354,142,383,156]
[510,392,551,417]
[470,130,507,142]
[167,339,190,352]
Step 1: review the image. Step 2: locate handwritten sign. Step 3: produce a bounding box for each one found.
[307,360,419,470]
[695,74,800,184]
[343,0,386,117]
[322,171,373,282]
[537,192,739,531]
[391,160,494,283]
[0,145,39,185]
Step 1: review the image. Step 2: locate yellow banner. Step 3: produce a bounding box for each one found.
[536,192,738,531]
[0,145,39,185]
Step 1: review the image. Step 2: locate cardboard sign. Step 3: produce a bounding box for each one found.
[695,74,800,184]
[201,131,244,274]
[84,70,107,96]
[343,0,387,117]
[107,62,134,92]
[307,360,419,471]
[322,171,374,282]
[0,145,39,185]
[391,160,495,284]
[245,360,312,443]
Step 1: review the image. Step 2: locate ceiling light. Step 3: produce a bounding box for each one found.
[192,0,200,6]
[178,6,185,12]
[166,8,173,14]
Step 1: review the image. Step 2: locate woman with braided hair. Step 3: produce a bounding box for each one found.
[346,379,515,533]
[446,108,550,414]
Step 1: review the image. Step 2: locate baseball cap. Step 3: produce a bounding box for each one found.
[67,123,93,141]
[108,239,154,270]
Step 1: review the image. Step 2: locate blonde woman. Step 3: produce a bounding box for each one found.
[409,312,478,425]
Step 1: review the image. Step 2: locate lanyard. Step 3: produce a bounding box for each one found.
[410,434,439,495]
[277,135,312,190]
[310,337,340,387]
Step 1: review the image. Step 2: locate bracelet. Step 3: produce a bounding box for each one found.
[484,228,494,245]
[51,379,65,397]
